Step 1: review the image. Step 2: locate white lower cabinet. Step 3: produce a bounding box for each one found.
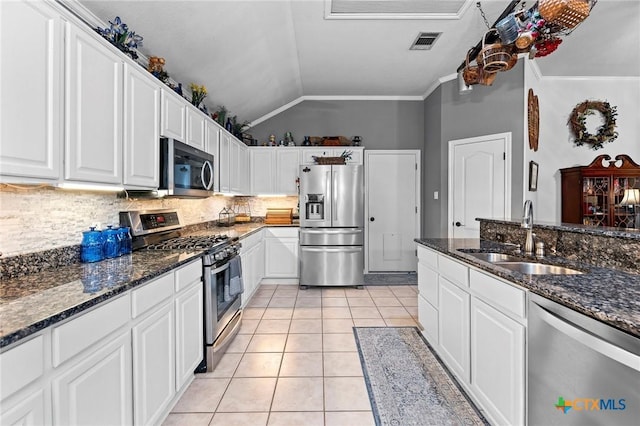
[132,301,175,426]
[175,281,204,390]
[52,330,133,426]
[0,388,47,426]
[240,232,265,306]
[417,245,527,426]
[470,297,525,426]
[264,229,299,279]
[438,277,470,383]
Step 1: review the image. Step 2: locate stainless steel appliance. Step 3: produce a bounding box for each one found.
[528,293,640,425]
[120,209,243,372]
[299,164,364,287]
[159,138,214,197]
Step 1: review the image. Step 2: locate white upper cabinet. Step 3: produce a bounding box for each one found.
[0,0,62,181]
[250,148,300,195]
[160,89,186,141]
[64,23,123,184]
[230,139,249,194]
[250,149,276,194]
[185,104,206,151]
[205,120,221,192]
[123,63,159,188]
[299,147,363,165]
[219,131,231,193]
[276,148,301,194]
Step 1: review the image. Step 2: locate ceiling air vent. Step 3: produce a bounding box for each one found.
[410,32,441,50]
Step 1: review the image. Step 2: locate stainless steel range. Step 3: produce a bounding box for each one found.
[120,209,243,373]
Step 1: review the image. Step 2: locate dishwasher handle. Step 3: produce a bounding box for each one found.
[533,302,640,371]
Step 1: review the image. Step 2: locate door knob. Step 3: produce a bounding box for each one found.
[370,217,375,222]
[455,221,463,227]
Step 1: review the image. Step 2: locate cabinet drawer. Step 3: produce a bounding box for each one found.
[240,229,263,251]
[0,335,45,400]
[418,262,438,307]
[417,246,437,270]
[264,227,298,238]
[174,260,202,293]
[52,294,131,367]
[132,272,174,318]
[438,255,468,288]
[469,269,525,318]
[418,295,438,345]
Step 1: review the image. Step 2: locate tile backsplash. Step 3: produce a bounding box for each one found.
[0,185,298,257]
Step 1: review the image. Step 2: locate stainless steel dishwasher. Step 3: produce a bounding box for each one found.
[528,293,640,425]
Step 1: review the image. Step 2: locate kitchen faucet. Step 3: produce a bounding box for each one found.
[522,200,535,255]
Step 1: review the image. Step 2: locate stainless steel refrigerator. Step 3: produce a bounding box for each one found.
[299,164,364,288]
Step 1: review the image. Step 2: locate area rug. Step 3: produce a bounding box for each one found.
[364,272,417,286]
[354,327,488,426]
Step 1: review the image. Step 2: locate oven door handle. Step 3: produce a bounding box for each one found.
[210,262,230,275]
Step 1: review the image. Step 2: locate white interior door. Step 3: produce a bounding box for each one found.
[448,133,511,238]
[366,150,420,272]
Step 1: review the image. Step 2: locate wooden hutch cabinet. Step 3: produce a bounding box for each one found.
[561,155,640,228]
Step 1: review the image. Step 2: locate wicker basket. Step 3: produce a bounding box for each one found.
[539,0,591,29]
[313,156,346,165]
[462,48,481,86]
[477,29,513,74]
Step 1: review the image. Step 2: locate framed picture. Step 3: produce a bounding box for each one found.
[529,161,539,192]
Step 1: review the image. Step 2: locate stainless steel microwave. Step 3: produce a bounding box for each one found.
[160,138,214,197]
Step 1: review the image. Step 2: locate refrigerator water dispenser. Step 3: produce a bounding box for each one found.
[305,194,325,220]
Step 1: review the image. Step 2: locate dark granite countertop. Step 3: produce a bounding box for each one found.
[0,223,299,349]
[480,218,640,240]
[415,238,640,338]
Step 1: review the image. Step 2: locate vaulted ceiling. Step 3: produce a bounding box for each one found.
[77,0,640,124]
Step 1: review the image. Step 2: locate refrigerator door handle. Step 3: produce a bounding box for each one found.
[301,247,362,253]
[326,170,332,222]
[332,170,338,223]
[300,229,363,235]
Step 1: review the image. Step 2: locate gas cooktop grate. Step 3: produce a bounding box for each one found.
[145,234,229,251]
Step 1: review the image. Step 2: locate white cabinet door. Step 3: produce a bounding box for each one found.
[219,131,231,193]
[205,120,221,192]
[175,282,203,391]
[160,89,185,140]
[250,149,275,194]
[123,63,159,188]
[230,139,248,194]
[470,298,525,426]
[0,0,62,181]
[240,240,265,306]
[299,149,331,165]
[185,105,206,151]
[0,388,48,426]
[53,330,133,426]
[132,301,175,426]
[264,237,299,278]
[65,24,122,184]
[438,277,470,383]
[276,149,300,194]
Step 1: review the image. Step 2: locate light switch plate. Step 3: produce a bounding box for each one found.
[433,191,439,200]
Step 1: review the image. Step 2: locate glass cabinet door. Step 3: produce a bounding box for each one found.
[614,177,640,228]
[582,176,609,226]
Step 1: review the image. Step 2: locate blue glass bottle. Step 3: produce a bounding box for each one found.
[102,226,119,259]
[118,226,132,255]
[81,227,103,263]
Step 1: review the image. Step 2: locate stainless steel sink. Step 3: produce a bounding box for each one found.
[494,262,584,275]
[461,252,522,263]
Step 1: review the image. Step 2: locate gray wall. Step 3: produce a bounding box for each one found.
[423,62,525,237]
[249,100,424,149]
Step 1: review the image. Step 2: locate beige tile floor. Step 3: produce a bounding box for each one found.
[164,284,419,426]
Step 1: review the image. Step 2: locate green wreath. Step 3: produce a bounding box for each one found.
[568,100,618,150]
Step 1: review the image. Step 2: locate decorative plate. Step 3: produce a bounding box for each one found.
[528,88,539,152]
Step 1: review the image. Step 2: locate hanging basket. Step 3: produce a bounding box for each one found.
[462,48,481,86]
[477,29,513,74]
[538,0,591,29]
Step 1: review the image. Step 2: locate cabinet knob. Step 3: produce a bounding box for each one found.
[370,217,375,222]
[455,221,463,227]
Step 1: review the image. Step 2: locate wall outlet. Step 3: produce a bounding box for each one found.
[433,191,439,200]
[496,233,505,242]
